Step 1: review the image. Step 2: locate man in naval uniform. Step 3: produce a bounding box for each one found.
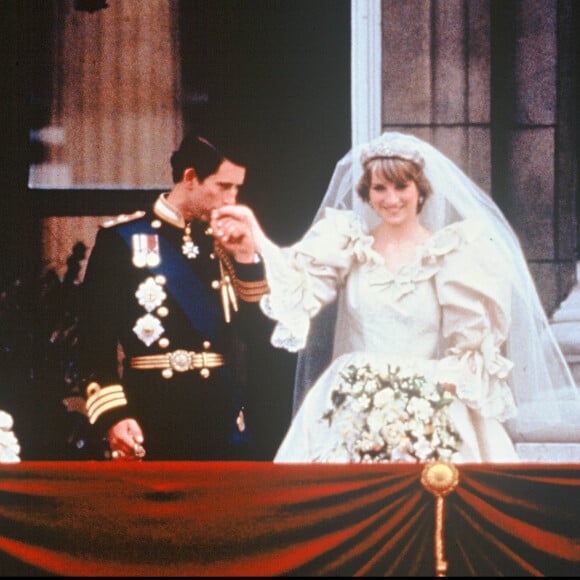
[77,132,270,461]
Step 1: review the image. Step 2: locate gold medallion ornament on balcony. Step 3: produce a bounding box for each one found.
[421,461,460,577]
[421,461,459,497]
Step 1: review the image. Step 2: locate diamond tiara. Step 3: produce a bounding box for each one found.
[359,134,424,166]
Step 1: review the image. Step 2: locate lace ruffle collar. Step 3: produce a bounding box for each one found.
[323,209,485,296]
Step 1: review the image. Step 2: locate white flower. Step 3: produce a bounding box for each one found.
[366,408,386,432]
[358,432,384,453]
[420,381,440,401]
[391,444,415,463]
[413,437,434,461]
[353,393,371,411]
[406,396,434,421]
[364,377,380,394]
[0,410,14,431]
[381,422,405,445]
[438,447,455,461]
[321,363,462,463]
[0,410,21,463]
[385,401,407,423]
[407,418,425,435]
[373,388,394,408]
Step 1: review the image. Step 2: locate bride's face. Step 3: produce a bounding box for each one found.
[369,172,420,226]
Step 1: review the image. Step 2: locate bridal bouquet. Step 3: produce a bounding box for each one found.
[321,362,461,463]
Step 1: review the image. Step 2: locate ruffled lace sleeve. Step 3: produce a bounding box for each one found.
[432,220,518,422]
[259,209,374,352]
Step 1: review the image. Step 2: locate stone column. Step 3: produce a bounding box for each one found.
[30,0,182,280]
[491,0,577,314]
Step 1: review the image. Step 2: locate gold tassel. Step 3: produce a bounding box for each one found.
[421,461,460,577]
[227,275,238,312]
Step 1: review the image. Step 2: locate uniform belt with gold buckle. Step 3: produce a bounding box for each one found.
[130,349,225,379]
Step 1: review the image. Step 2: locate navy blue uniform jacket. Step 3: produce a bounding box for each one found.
[78,201,268,460]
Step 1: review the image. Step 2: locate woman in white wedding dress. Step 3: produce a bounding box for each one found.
[212,132,579,464]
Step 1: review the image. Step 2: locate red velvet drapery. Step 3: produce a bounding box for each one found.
[0,462,578,576]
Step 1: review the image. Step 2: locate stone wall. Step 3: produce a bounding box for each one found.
[379,0,578,315]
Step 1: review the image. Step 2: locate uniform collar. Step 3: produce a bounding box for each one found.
[153,193,187,229]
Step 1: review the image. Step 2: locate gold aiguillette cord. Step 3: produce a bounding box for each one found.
[218,260,238,323]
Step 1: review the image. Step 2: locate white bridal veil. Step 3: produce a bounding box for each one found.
[293,131,580,443]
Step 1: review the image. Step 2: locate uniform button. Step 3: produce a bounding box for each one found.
[162,368,173,379]
[155,275,166,285]
[157,306,169,318]
[151,219,162,229]
[158,337,170,348]
[211,280,220,290]
[202,341,211,350]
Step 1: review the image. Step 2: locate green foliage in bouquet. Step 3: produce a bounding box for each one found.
[321,363,462,463]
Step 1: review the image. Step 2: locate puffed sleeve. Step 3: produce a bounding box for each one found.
[433,221,518,422]
[259,209,374,352]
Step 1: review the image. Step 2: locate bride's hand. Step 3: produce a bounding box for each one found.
[441,383,457,396]
[210,204,265,263]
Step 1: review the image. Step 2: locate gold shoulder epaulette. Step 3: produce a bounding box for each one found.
[102,210,146,228]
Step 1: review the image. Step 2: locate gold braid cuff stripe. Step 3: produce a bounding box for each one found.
[236,279,269,302]
[85,383,128,425]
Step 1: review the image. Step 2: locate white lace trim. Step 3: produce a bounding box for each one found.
[261,212,486,351]
[364,218,487,300]
[260,211,371,352]
[438,346,517,422]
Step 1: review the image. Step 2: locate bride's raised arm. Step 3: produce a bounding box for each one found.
[212,204,368,353]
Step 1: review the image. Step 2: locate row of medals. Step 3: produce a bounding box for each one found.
[131,222,236,349]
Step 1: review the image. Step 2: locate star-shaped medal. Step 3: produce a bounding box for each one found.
[182,223,200,259]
